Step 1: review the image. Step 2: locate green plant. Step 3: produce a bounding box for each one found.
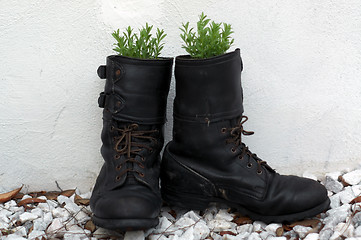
[112,23,166,59]
[180,12,234,59]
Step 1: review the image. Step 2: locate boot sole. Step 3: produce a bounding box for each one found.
[162,188,330,224]
[92,215,159,231]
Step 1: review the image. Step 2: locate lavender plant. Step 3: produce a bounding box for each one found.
[180,12,234,59]
[112,23,166,59]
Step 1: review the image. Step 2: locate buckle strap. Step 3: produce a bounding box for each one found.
[97,65,106,79]
[98,92,125,113]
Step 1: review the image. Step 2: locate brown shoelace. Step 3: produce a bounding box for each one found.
[111,123,158,180]
[225,116,268,175]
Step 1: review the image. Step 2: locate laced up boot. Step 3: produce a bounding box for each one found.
[161,49,330,223]
[90,55,173,230]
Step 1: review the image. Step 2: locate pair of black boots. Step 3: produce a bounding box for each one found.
[90,49,330,231]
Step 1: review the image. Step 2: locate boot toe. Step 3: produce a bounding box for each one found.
[267,174,329,216]
[92,185,161,220]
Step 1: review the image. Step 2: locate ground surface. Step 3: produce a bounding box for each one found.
[1,167,361,240]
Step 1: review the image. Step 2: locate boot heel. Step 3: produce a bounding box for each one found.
[162,187,212,210]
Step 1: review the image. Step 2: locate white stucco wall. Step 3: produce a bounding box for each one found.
[1,0,361,193]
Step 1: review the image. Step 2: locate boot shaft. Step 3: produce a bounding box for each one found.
[174,49,244,124]
[98,55,173,124]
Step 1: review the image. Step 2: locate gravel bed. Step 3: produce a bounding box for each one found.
[1,167,361,240]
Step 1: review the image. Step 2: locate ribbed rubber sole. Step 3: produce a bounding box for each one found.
[92,215,159,231]
[162,187,330,224]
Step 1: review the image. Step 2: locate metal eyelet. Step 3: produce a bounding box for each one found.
[257,170,263,175]
[114,154,120,159]
[247,163,253,168]
[116,164,121,171]
[231,148,236,153]
[149,148,153,153]
[110,126,114,132]
[141,157,145,162]
[139,172,145,177]
[238,155,243,160]
[115,175,121,181]
[221,128,227,133]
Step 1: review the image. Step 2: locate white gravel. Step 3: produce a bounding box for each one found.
[1,167,361,239]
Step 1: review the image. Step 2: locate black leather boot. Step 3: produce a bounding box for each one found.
[90,55,173,230]
[161,49,330,223]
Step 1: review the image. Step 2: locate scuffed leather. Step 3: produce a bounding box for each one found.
[161,49,329,219]
[90,55,173,222]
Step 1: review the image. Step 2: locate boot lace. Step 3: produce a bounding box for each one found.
[224,116,268,175]
[111,123,158,181]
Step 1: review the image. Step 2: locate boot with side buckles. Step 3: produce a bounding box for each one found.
[161,49,330,223]
[90,55,173,230]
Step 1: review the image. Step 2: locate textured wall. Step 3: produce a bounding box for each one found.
[1,0,361,192]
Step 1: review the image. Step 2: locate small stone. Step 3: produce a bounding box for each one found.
[31,208,43,218]
[124,231,145,240]
[207,219,237,232]
[355,225,361,236]
[214,209,234,221]
[253,221,267,232]
[236,223,253,234]
[293,225,312,239]
[181,227,194,240]
[19,212,38,223]
[329,194,341,209]
[265,223,282,233]
[52,207,70,219]
[74,209,90,223]
[325,176,344,193]
[175,216,195,228]
[319,228,334,240]
[324,204,350,227]
[338,187,356,204]
[342,169,361,185]
[4,200,17,209]
[47,218,66,238]
[266,237,287,240]
[334,222,354,238]
[193,221,210,240]
[303,233,320,240]
[247,232,262,240]
[12,226,27,237]
[38,200,58,212]
[28,230,45,240]
[183,211,201,222]
[2,234,27,240]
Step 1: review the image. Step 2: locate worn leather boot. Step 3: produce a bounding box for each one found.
[90,55,173,230]
[161,49,330,223]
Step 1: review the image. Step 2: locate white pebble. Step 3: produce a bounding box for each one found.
[19,212,38,223]
[237,223,253,234]
[342,169,361,185]
[28,230,45,240]
[214,209,234,221]
[304,233,320,240]
[248,232,262,240]
[253,221,267,232]
[207,219,237,232]
[293,225,312,239]
[265,223,282,233]
[193,221,210,240]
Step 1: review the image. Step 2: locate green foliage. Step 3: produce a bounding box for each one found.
[112,23,166,59]
[180,12,234,59]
